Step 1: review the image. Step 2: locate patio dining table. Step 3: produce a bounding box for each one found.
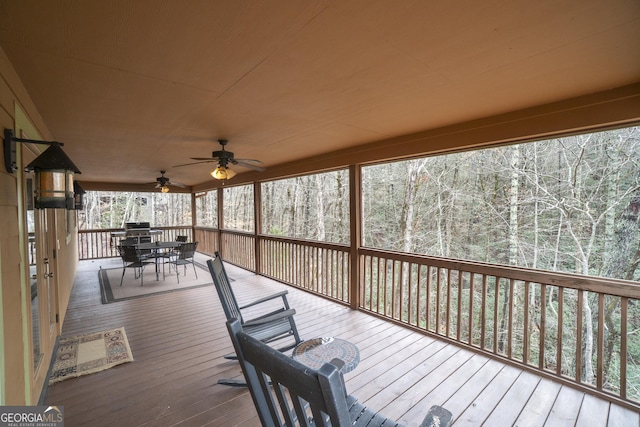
[136,241,183,280]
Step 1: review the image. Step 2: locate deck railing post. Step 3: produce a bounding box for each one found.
[217,187,224,256]
[349,164,361,310]
[254,181,262,274]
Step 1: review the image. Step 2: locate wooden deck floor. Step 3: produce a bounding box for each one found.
[44,254,640,426]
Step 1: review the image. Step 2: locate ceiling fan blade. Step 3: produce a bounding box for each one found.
[234,160,266,172]
[173,160,216,167]
[234,158,263,165]
[190,157,222,161]
[168,181,186,188]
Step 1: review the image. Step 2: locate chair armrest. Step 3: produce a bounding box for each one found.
[239,290,289,309]
[243,309,297,327]
[328,358,345,371]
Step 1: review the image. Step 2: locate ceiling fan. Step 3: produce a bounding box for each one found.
[174,139,265,180]
[149,171,186,193]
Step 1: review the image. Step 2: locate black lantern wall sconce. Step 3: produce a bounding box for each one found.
[73,181,86,210]
[4,129,82,209]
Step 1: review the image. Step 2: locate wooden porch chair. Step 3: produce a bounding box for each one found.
[226,319,453,427]
[207,252,302,385]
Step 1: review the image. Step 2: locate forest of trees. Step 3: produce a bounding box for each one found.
[261,171,350,243]
[79,191,192,229]
[363,126,640,282]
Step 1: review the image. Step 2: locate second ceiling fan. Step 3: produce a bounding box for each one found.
[149,171,185,193]
[175,139,265,180]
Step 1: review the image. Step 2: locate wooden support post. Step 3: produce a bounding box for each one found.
[254,181,262,274]
[349,164,361,310]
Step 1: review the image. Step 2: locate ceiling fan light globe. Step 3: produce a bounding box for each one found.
[161,185,170,193]
[211,166,236,180]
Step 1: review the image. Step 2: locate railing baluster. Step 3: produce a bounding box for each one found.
[523,281,530,365]
[539,284,546,370]
[597,293,605,389]
[395,260,401,320]
[508,278,514,359]
[494,277,500,355]
[576,290,584,384]
[621,297,628,399]
[456,270,462,341]
[557,287,564,377]
[409,262,415,326]
[468,272,474,346]
[446,269,452,338]
[436,268,442,335]
[425,265,431,332]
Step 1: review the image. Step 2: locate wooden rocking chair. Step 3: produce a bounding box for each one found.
[226,319,453,427]
[207,252,302,386]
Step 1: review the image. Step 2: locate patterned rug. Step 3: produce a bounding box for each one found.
[49,327,133,385]
[99,262,211,303]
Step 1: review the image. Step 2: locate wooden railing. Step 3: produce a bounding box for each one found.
[192,229,351,304]
[78,226,193,259]
[220,230,255,271]
[359,248,640,407]
[77,227,640,408]
[260,236,350,305]
[194,227,219,257]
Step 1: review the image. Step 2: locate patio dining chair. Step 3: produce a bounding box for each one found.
[147,236,189,279]
[170,241,199,283]
[226,318,453,427]
[117,245,153,286]
[207,252,302,386]
[165,235,189,262]
[120,237,138,246]
[136,235,153,259]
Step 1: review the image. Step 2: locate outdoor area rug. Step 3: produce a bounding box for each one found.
[49,327,133,385]
[99,262,211,303]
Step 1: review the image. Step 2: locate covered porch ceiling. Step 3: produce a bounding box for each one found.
[0,1,639,189]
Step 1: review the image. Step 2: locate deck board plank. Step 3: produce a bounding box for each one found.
[438,358,506,421]
[483,371,541,425]
[574,393,611,427]
[453,365,522,426]
[514,378,562,426]
[606,403,640,427]
[544,386,584,426]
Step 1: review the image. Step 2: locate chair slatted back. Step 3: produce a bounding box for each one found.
[227,319,352,427]
[120,237,138,246]
[118,245,143,263]
[177,241,198,260]
[137,236,153,256]
[208,253,243,323]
